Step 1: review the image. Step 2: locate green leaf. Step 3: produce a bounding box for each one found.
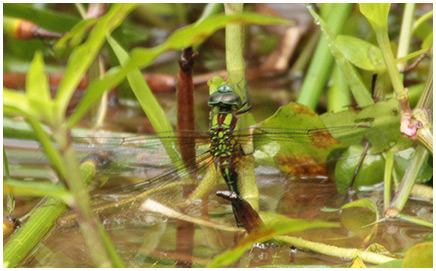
[396,48,430,64]
[208,218,338,267]
[307,6,374,108]
[107,36,181,167]
[342,198,379,218]
[374,259,403,268]
[68,12,291,127]
[394,148,433,184]
[3,3,79,33]
[359,4,391,29]
[422,32,433,49]
[3,107,66,177]
[107,37,173,134]
[255,103,343,177]
[26,51,54,125]
[26,52,51,103]
[54,18,98,57]
[402,242,433,268]
[55,3,138,117]
[336,35,384,72]
[4,179,74,205]
[334,145,385,193]
[152,12,291,51]
[258,265,334,268]
[320,98,412,153]
[3,88,34,117]
[340,199,379,239]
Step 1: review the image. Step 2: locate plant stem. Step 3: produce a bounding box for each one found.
[389,145,429,214]
[3,199,67,267]
[327,66,351,112]
[373,23,404,97]
[397,214,433,228]
[297,3,353,109]
[289,30,320,79]
[54,127,112,267]
[383,151,394,212]
[223,3,258,210]
[397,3,416,71]
[275,235,396,265]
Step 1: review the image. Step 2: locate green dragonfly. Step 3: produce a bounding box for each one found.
[4,82,408,230]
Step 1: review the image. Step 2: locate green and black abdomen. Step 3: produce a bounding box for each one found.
[209,113,240,195]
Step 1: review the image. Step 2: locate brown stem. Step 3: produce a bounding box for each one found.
[14,20,63,40]
[175,47,196,268]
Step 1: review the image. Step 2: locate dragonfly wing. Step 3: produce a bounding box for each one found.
[58,150,217,229]
[65,130,210,178]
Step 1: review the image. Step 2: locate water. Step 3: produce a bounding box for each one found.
[14,171,432,268]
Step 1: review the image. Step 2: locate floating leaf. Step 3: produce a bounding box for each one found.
[334,145,385,193]
[374,259,403,268]
[342,198,379,217]
[340,199,379,239]
[208,217,338,267]
[394,148,433,184]
[402,242,433,268]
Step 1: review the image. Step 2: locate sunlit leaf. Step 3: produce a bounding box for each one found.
[359,4,391,29]
[26,51,55,125]
[54,18,98,57]
[26,52,50,102]
[351,257,367,268]
[56,3,138,116]
[3,89,34,117]
[402,242,433,268]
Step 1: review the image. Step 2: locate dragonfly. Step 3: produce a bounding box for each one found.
[4,81,405,232]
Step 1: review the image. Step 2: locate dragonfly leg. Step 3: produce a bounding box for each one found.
[238,143,254,156]
[220,167,243,227]
[235,79,252,115]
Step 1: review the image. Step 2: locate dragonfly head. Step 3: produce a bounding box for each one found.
[208,84,242,113]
